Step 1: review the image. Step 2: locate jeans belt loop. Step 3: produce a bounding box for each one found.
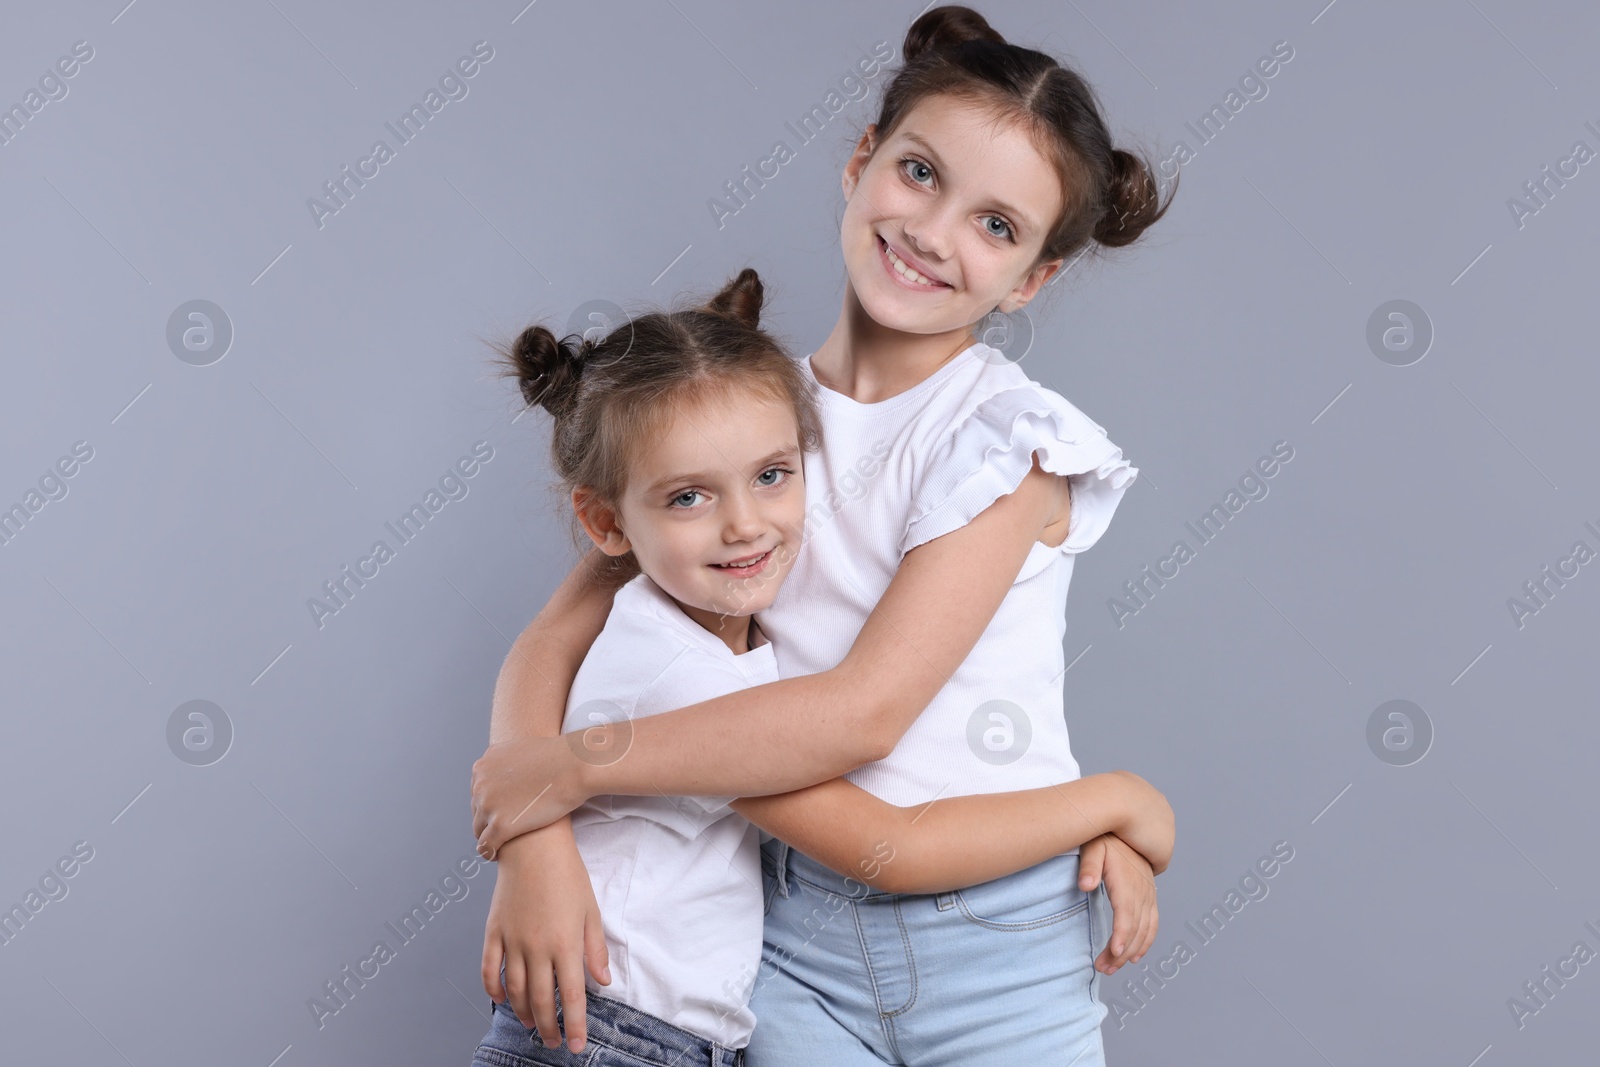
[774,839,792,898]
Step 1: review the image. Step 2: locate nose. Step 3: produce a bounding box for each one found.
[902,201,956,262]
[722,490,767,543]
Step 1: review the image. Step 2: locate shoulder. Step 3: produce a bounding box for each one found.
[576,575,759,719]
[900,347,1102,449]
[963,351,1110,435]
[917,349,1131,487]
[570,577,693,708]
[902,349,1138,555]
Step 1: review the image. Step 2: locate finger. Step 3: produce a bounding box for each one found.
[1096,940,1119,973]
[1098,872,1139,973]
[481,933,506,1003]
[527,959,560,1048]
[502,952,530,1029]
[1112,897,1146,970]
[584,906,612,987]
[1133,903,1158,963]
[554,949,589,1053]
[476,827,498,864]
[1121,884,1153,970]
[472,792,488,841]
[1109,890,1136,969]
[1078,840,1105,892]
[482,817,512,858]
[1094,889,1124,973]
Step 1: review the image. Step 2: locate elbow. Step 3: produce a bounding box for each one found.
[846,683,904,766]
[856,845,913,895]
[859,724,897,767]
[850,831,939,896]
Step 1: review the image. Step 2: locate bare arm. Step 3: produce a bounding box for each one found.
[487,547,635,744]
[473,547,634,1051]
[476,547,632,848]
[730,770,1173,895]
[473,459,1075,849]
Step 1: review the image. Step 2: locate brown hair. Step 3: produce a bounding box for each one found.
[872,5,1175,264]
[491,268,822,558]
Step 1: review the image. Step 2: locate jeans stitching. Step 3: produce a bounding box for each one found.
[851,900,903,1061]
[950,890,1089,931]
[848,897,884,1015]
[1087,885,1106,1011]
[880,899,918,1019]
[472,1040,598,1066]
[784,868,880,901]
[493,994,716,1067]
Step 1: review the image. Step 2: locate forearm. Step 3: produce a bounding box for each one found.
[577,466,1058,802]
[733,773,1138,894]
[579,661,892,800]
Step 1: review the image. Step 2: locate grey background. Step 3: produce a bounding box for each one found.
[2,1,1596,1064]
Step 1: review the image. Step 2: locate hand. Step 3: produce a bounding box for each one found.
[481,825,611,1053]
[1107,769,1175,875]
[472,735,588,859]
[1078,832,1158,975]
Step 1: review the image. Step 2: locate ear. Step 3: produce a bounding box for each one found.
[997,256,1064,314]
[572,487,632,556]
[842,123,878,199]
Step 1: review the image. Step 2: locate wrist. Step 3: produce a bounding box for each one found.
[496,814,575,863]
[562,727,607,804]
[1102,770,1142,841]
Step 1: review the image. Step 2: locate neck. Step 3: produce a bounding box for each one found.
[810,285,979,404]
[678,602,760,656]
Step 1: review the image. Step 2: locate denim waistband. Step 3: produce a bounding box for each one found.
[762,834,950,906]
[569,989,745,1067]
[761,833,1081,913]
[493,961,745,1067]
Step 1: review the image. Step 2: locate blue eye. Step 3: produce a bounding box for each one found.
[984,215,1016,242]
[901,158,934,186]
[670,490,705,509]
[756,467,791,487]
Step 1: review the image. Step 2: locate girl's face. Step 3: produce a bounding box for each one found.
[840,92,1066,335]
[578,385,806,639]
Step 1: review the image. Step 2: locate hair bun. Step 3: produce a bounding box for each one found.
[498,324,586,417]
[700,267,765,330]
[1093,148,1166,249]
[904,5,1006,64]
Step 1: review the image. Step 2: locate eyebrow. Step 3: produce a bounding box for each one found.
[645,444,800,496]
[900,131,1037,234]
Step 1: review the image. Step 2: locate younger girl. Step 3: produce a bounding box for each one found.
[469,269,1173,1067]
[473,6,1178,1064]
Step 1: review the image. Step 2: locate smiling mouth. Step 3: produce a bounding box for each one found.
[879,235,949,289]
[711,548,773,573]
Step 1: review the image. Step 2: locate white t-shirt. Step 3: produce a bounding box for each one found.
[562,573,772,1049]
[759,342,1138,843]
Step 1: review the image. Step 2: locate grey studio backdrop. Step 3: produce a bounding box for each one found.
[1,1,1596,1064]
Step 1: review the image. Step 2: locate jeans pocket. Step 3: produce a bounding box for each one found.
[951,856,1089,931]
[474,999,590,1066]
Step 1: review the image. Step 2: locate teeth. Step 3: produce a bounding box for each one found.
[716,551,767,568]
[885,244,938,286]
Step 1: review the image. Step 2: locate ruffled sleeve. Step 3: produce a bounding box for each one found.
[902,385,1138,556]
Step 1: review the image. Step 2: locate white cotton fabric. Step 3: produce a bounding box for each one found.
[563,573,772,1048]
[758,342,1139,835]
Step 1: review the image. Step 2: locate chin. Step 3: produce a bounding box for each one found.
[851,273,923,332]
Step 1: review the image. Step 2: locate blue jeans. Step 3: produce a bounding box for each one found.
[472,971,746,1067]
[745,835,1111,1066]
